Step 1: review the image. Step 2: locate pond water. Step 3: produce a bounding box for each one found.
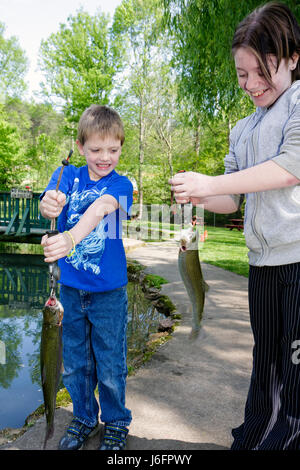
[0,254,164,430]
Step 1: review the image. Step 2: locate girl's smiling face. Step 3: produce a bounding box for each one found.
[234,47,298,108]
[76,133,122,181]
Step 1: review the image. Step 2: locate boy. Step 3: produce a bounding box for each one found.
[40,105,133,450]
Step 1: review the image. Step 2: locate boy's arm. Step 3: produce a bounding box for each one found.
[41,194,118,262]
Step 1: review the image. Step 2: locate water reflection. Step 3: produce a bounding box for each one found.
[0,254,164,430]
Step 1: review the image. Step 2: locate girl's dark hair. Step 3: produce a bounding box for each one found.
[232,2,300,85]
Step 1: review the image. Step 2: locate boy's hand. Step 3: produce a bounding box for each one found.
[41,231,73,263]
[40,190,66,219]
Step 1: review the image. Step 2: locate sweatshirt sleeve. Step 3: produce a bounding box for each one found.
[224,123,245,209]
[272,98,300,180]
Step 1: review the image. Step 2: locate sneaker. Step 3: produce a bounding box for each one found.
[58,418,100,450]
[99,423,129,450]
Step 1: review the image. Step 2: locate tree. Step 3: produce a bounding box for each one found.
[112,0,169,211]
[164,0,300,117]
[39,9,122,131]
[0,106,23,189]
[0,22,28,99]
[4,99,72,191]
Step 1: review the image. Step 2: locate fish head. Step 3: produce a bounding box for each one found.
[179,224,198,252]
[43,296,64,326]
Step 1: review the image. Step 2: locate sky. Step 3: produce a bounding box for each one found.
[0,0,122,99]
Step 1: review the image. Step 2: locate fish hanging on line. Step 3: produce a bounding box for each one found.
[178,224,209,339]
[40,294,64,449]
[40,150,72,449]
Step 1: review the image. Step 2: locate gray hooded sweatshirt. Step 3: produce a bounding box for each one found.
[224,80,300,267]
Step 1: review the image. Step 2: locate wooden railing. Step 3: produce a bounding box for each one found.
[0,190,50,243]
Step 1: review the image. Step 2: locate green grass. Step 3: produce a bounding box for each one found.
[199,225,249,277]
[126,220,250,277]
[143,273,169,288]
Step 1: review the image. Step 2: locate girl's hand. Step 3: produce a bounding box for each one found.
[169,171,213,200]
[41,231,73,263]
[40,190,66,219]
[190,197,207,206]
[171,195,207,206]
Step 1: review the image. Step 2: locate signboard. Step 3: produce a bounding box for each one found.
[10,188,33,199]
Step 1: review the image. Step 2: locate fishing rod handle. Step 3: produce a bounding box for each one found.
[61,149,73,166]
[46,229,59,237]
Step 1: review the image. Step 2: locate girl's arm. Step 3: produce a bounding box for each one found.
[41,194,119,262]
[191,195,240,214]
[174,194,240,213]
[170,160,299,201]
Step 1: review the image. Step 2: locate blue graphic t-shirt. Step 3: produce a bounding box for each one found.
[43,164,133,292]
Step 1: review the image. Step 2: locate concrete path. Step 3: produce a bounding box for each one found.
[1,240,253,451]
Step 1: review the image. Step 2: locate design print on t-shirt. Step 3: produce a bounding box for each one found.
[65,177,107,275]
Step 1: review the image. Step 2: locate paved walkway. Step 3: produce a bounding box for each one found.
[1,240,253,450]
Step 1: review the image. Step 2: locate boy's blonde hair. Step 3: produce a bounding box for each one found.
[77,105,125,146]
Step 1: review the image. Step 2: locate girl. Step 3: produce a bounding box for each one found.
[170,2,300,450]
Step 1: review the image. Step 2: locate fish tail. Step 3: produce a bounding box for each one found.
[203,280,209,292]
[189,327,201,340]
[43,423,54,450]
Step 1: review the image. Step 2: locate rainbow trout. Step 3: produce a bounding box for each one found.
[40,295,64,449]
[40,150,71,449]
[178,225,209,339]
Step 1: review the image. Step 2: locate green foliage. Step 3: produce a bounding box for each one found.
[1,0,297,202]
[39,9,121,129]
[144,273,169,288]
[164,0,300,116]
[0,23,28,99]
[0,107,23,189]
[112,0,164,45]
[3,99,72,191]
[112,0,197,204]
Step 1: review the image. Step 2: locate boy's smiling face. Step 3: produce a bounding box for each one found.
[76,133,122,181]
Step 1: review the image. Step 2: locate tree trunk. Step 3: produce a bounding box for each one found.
[194,123,200,154]
[194,115,201,154]
[138,93,144,219]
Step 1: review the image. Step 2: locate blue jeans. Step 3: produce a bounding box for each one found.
[60,284,132,428]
